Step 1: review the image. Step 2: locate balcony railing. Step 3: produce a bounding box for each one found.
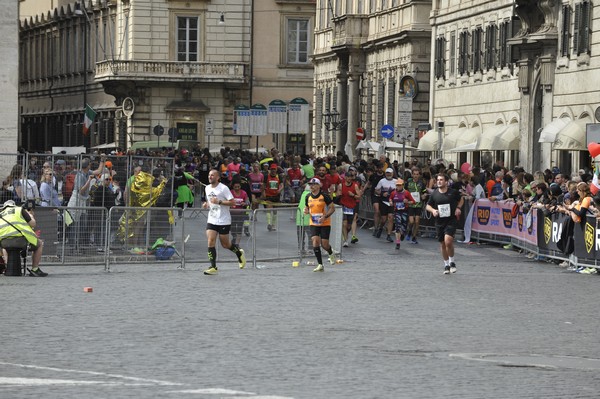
[94,60,247,84]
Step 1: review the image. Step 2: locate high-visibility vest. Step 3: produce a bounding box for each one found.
[0,205,38,247]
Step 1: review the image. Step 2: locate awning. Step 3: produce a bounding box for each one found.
[478,124,507,151]
[553,119,591,150]
[356,140,381,152]
[447,141,478,152]
[381,139,418,151]
[91,142,117,149]
[492,124,520,150]
[538,117,571,143]
[442,127,480,151]
[130,139,175,150]
[417,129,439,151]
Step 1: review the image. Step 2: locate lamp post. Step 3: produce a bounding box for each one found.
[323,108,347,132]
[74,2,88,148]
[397,130,413,165]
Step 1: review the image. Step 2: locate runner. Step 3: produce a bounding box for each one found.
[425,173,464,274]
[263,164,283,231]
[374,168,397,241]
[406,167,428,244]
[202,169,247,275]
[229,178,250,246]
[389,179,415,250]
[304,177,336,272]
[337,169,362,247]
[248,162,264,212]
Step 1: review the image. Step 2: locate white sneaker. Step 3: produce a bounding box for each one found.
[328,253,336,265]
[343,241,349,247]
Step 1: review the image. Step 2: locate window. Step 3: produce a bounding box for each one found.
[561,5,571,57]
[471,26,483,72]
[434,35,446,79]
[450,32,456,76]
[573,0,591,55]
[287,18,310,64]
[484,24,497,70]
[498,20,512,67]
[458,30,469,75]
[177,16,199,62]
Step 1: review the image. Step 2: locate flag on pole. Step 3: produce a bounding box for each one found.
[83,104,97,135]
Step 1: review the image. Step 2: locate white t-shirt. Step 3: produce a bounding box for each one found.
[205,182,234,225]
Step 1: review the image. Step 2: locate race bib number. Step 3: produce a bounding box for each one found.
[234,198,244,206]
[395,202,405,211]
[269,181,278,189]
[343,206,354,215]
[251,183,261,192]
[382,201,390,206]
[292,179,300,188]
[410,192,420,203]
[438,203,451,218]
[209,204,221,219]
[311,213,323,225]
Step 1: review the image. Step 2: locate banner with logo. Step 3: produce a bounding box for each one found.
[573,214,599,260]
[536,211,569,252]
[470,199,538,245]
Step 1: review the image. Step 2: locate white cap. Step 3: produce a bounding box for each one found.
[385,168,394,174]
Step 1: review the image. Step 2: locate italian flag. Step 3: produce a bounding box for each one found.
[83,104,96,135]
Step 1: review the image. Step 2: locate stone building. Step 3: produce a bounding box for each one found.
[1,0,19,154]
[429,0,599,174]
[19,0,315,154]
[312,0,433,159]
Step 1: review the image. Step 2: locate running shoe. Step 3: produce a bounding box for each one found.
[395,243,400,250]
[203,267,218,275]
[328,253,336,265]
[405,234,411,241]
[28,267,48,277]
[449,262,457,274]
[351,236,359,244]
[343,241,349,248]
[503,243,513,250]
[443,265,451,275]
[267,224,272,231]
[313,264,324,272]
[410,237,418,244]
[375,228,383,238]
[386,235,394,242]
[238,249,246,269]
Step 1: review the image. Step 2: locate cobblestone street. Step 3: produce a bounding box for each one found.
[2,227,600,398]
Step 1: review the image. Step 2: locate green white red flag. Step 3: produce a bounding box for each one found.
[83,104,96,135]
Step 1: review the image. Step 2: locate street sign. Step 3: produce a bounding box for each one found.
[356,127,365,141]
[153,124,164,137]
[381,124,394,139]
[168,127,178,142]
[205,119,214,135]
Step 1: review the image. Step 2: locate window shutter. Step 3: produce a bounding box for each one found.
[561,5,571,57]
[573,2,581,55]
[377,79,384,138]
[581,0,591,54]
[387,79,395,126]
[366,80,373,139]
[315,89,323,145]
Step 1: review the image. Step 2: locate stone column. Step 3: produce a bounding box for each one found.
[347,73,360,157]
[336,71,348,153]
[517,57,534,172]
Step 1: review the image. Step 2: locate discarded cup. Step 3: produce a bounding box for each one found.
[336,259,344,264]
[292,261,299,267]
[306,260,315,265]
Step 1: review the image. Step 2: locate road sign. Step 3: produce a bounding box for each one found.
[168,127,178,142]
[381,124,394,139]
[205,119,214,135]
[356,128,365,141]
[153,124,164,137]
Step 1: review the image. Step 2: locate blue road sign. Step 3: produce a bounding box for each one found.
[381,124,394,139]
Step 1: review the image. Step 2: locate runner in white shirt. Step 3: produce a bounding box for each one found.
[202,169,246,275]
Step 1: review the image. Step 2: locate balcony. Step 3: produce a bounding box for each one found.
[94,60,248,85]
[331,15,369,50]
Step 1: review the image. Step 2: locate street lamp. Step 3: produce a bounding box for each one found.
[75,2,89,148]
[397,130,413,165]
[323,108,347,131]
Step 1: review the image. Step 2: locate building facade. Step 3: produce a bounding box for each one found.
[429,0,600,174]
[19,0,316,154]
[1,0,20,155]
[312,0,433,159]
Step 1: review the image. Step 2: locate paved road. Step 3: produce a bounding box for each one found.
[2,223,600,398]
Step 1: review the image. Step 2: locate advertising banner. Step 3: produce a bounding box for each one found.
[469,199,538,245]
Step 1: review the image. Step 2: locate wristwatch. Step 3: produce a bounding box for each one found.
[218,200,222,205]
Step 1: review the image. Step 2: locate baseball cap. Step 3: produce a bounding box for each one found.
[269,164,278,170]
[385,168,394,174]
[395,178,404,185]
[308,177,322,186]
